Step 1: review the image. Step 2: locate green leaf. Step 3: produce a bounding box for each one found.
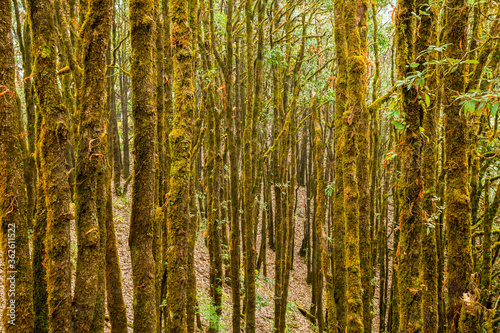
[464,100,475,113]
[491,102,499,117]
[477,102,485,116]
[410,62,419,68]
[425,94,430,107]
[392,120,405,130]
[464,59,479,64]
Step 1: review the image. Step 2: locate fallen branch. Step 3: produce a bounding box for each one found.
[294,301,316,325]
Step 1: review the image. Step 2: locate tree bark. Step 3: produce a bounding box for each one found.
[27,0,73,330]
[166,0,196,329]
[0,2,34,331]
[129,0,157,330]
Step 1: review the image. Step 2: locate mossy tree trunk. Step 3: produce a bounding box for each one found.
[443,0,473,331]
[312,92,335,333]
[72,0,112,330]
[105,174,128,333]
[333,0,348,329]
[395,0,424,331]
[0,2,34,331]
[166,0,196,329]
[12,0,36,226]
[27,0,73,330]
[202,3,223,327]
[33,109,49,333]
[243,0,257,330]
[420,1,439,332]
[343,0,367,332]
[220,0,242,330]
[129,0,157,330]
[160,0,173,326]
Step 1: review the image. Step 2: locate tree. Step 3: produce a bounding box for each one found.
[129,0,157,331]
[395,0,424,331]
[443,0,473,331]
[27,0,73,330]
[343,0,367,331]
[73,0,112,330]
[166,0,196,330]
[0,1,34,331]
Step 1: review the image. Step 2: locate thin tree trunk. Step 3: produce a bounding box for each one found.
[129,0,157,330]
[420,1,439,332]
[333,0,348,329]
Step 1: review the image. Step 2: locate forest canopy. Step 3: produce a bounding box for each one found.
[0,0,500,332]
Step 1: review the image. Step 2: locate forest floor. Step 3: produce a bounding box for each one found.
[0,182,393,332]
[110,185,316,332]
[0,186,315,332]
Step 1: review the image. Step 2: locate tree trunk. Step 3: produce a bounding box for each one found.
[72,0,112,330]
[443,1,473,331]
[0,2,34,331]
[333,0,348,329]
[129,0,157,330]
[27,0,73,330]
[166,0,196,329]
[344,0,367,331]
[395,0,424,331]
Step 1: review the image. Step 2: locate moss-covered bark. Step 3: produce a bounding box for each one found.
[72,0,112,330]
[443,1,473,331]
[312,93,334,333]
[420,1,439,332]
[129,0,157,330]
[343,0,366,332]
[272,1,284,329]
[0,2,34,331]
[243,0,256,329]
[333,0,348,329]
[90,168,107,333]
[201,6,223,327]
[120,71,130,181]
[33,111,49,333]
[187,167,199,333]
[355,3,372,330]
[219,0,241,330]
[395,0,424,331]
[105,177,128,333]
[160,0,172,327]
[166,0,196,329]
[12,0,36,226]
[27,0,73,330]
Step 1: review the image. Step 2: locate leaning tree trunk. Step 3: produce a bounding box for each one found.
[0,2,34,331]
[27,0,73,331]
[129,0,157,331]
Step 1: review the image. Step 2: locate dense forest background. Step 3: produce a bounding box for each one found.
[1,0,500,332]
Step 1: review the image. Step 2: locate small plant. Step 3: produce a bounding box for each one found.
[256,292,269,310]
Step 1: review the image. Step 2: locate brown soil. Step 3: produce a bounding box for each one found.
[0,185,317,332]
